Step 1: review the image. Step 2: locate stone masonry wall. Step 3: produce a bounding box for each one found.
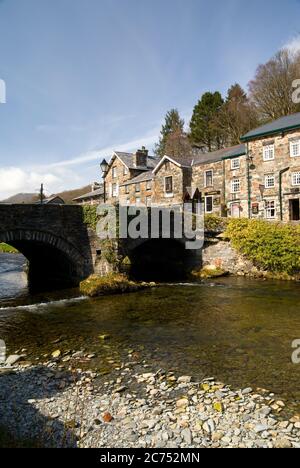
[248,129,300,222]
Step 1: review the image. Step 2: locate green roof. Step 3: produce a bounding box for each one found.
[241,112,300,142]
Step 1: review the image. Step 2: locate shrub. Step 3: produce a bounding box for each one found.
[204,215,228,232]
[225,219,300,275]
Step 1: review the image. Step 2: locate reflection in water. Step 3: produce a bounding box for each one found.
[0,253,300,415]
[0,253,28,301]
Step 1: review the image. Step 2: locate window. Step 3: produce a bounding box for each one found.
[205,196,213,213]
[265,200,276,219]
[205,170,213,187]
[123,166,129,176]
[146,180,152,191]
[231,179,240,193]
[231,158,240,170]
[290,140,300,158]
[112,183,118,197]
[265,174,275,188]
[146,196,151,207]
[112,167,117,178]
[135,197,141,205]
[263,144,275,161]
[125,185,130,194]
[135,183,140,193]
[292,172,300,186]
[165,176,173,194]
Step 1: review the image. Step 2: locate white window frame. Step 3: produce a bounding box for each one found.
[231,158,240,170]
[112,183,118,198]
[112,166,117,178]
[263,144,275,161]
[146,180,152,191]
[231,178,241,194]
[135,197,141,205]
[265,200,276,219]
[292,172,300,186]
[290,140,300,158]
[205,170,213,187]
[125,184,130,194]
[164,176,173,196]
[205,196,213,214]
[265,174,275,189]
[123,166,129,176]
[135,183,141,193]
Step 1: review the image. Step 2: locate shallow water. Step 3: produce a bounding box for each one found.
[0,253,300,415]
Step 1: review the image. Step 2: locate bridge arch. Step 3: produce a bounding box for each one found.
[124,237,199,282]
[0,229,87,290]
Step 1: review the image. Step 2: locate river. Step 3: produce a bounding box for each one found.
[0,253,300,416]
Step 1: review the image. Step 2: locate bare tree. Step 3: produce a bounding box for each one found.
[164,127,192,159]
[218,84,259,145]
[249,49,300,121]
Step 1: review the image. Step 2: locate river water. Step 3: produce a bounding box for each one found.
[0,253,300,416]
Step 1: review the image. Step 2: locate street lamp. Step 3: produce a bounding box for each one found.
[100,159,109,203]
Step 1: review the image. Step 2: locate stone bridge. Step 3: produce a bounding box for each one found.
[0,204,95,289]
[0,204,207,287]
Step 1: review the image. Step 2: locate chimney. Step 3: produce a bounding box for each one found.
[134,146,148,167]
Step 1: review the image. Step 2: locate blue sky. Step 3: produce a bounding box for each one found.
[0,0,300,198]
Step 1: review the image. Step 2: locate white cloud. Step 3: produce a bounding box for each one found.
[283,35,300,54]
[0,130,159,200]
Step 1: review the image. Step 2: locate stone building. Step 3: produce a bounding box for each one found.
[73,183,104,205]
[241,113,300,222]
[102,112,300,222]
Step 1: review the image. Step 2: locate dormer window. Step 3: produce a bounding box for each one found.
[263,144,275,161]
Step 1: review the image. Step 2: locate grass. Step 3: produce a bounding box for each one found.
[0,243,19,254]
[80,273,155,297]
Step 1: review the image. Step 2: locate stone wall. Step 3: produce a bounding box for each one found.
[192,160,224,215]
[248,129,300,222]
[152,160,192,205]
[202,237,260,277]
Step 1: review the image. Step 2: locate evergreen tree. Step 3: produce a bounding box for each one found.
[155,109,185,157]
[189,92,224,152]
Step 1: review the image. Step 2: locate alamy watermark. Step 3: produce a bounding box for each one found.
[0,339,6,364]
[292,79,300,104]
[96,202,205,250]
[291,339,300,364]
[0,78,6,104]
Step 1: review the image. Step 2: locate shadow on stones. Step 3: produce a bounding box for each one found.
[0,366,81,448]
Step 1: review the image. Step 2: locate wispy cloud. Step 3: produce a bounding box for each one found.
[282,35,300,53]
[0,129,159,200]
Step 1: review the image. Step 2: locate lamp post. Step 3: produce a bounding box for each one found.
[100,159,109,203]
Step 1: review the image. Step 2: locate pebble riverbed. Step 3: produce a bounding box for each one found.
[1,350,300,448]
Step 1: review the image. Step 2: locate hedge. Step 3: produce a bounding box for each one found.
[225,219,300,275]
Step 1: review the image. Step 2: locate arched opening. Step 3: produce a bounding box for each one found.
[0,231,84,292]
[128,239,191,282]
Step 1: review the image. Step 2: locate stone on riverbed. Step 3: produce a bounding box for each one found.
[5,355,23,366]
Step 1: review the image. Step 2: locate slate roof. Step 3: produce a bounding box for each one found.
[120,171,154,186]
[73,186,104,201]
[241,112,300,141]
[114,152,159,170]
[192,144,246,166]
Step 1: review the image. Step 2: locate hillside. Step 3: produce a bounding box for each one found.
[1,185,92,205]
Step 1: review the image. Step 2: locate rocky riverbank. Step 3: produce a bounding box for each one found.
[0,351,300,448]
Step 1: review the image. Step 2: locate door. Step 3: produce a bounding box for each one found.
[289,199,300,221]
[231,203,240,218]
